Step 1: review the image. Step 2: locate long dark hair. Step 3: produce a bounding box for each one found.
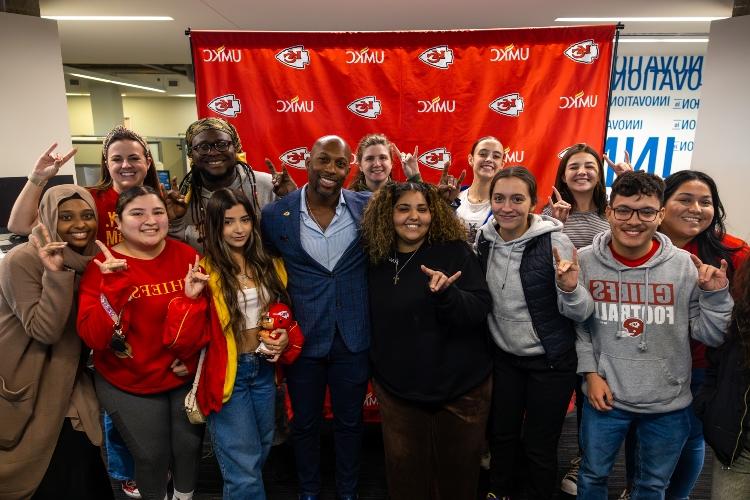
[662,170,744,283]
[202,188,289,337]
[554,143,607,216]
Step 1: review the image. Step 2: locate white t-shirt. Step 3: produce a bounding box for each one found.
[456,189,492,245]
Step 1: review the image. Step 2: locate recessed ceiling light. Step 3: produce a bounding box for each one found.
[66,92,91,96]
[42,16,173,21]
[64,67,166,93]
[619,38,709,43]
[555,17,727,22]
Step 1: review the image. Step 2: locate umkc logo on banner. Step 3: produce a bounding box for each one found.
[202,46,242,62]
[191,26,614,189]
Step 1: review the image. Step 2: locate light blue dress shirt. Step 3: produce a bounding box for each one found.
[299,185,358,271]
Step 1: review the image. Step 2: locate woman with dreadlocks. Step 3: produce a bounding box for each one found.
[166,118,296,252]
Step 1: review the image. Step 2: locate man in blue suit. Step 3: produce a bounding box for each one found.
[261,135,370,500]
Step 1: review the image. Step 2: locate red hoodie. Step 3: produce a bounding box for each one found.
[77,238,207,394]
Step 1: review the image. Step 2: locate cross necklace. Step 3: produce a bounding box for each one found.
[392,247,420,285]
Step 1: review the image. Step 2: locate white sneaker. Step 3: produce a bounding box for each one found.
[560,455,582,495]
[618,488,632,500]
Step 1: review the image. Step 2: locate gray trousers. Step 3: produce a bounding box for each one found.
[95,373,204,500]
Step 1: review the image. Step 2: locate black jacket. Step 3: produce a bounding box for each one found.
[693,329,750,466]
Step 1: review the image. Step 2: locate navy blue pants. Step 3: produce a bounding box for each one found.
[285,333,369,497]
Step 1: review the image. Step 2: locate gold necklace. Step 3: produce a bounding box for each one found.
[237,270,254,288]
[305,193,328,232]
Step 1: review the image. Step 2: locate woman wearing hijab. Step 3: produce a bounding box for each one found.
[0,185,112,499]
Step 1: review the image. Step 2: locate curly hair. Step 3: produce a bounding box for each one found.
[610,171,665,206]
[554,143,607,216]
[361,182,465,263]
[94,125,160,192]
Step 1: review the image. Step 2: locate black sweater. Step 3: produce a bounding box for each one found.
[368,240,492,404]
[694,330,750,466]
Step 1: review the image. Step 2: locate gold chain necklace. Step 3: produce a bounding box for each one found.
[392,247,420,285]
[304,193,326,232]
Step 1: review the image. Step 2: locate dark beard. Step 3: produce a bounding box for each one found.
[198,163,237,189]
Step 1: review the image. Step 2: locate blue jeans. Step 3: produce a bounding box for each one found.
[208,353,276,500]
[578,400,690,500]
[286,333,369,496]
[624,368,706,499]
[103,411,135,481]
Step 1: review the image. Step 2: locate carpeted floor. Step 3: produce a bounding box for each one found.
[111,411,713,499]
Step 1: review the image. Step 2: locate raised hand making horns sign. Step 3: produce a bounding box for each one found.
[265,157,298,197]
[547,186,572,223]
[421,264,462,293]
[690,254,729,291]
[553,246,580,293]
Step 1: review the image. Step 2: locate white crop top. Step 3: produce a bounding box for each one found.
[239,287,260,329]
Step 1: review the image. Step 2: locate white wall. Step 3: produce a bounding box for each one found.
[691,16,750,241]
[0,13,73,177]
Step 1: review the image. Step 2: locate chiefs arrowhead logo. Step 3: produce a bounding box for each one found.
[564,39,600,64]
[347,96,382,119]
[275,45,310,69]
[622,318,645,337]
[418,45,454,69]
[489,93,524,117]
[207,94,241,118]
[279,147,310,170]
[418,147,452,170]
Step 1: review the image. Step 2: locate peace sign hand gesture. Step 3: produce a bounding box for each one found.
[184,255,210,299]
[603,150,633,176]
[691,255,729,291]
[421,265,462,293]
[553,246,580,292]
[265,158,298,197]
[31,143,77,183]
[391,143,421,180]
[29,223,67,272]
[93,240,128,274]
[437,161,467,202]
[547,186,571,223]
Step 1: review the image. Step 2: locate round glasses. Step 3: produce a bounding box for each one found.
[192,140,232,154]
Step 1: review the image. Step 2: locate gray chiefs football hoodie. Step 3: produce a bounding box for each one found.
[576,230,734,413]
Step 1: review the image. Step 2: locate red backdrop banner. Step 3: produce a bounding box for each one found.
[190,25,615,202]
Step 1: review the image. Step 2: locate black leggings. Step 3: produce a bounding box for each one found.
[95,373,204,500]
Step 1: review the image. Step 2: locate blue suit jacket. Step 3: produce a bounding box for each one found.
[261,188,371,357]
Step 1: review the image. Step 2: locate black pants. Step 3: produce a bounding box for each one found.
[95,373,204,500]
[488,347,576,500]
[32,418,113,500]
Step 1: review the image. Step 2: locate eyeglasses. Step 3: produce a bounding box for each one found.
[611,205,661,222]
[192,140,232,154]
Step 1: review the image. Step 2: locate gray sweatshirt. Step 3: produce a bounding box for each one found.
[479,214,594,356]
[576,230,734,413]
